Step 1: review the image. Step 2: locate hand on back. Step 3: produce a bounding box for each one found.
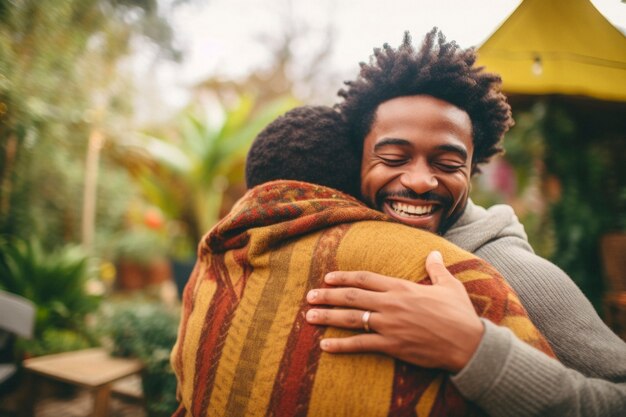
[306,251,484,373]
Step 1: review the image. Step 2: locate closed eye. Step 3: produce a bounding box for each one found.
[379,156,409,166]
[435,162,465,172]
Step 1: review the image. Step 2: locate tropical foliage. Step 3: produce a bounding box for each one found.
[0,0,180,250]
[0,237,100,354]
[541,103,624,306]
[134,94,299,256]
[473,100,625,308]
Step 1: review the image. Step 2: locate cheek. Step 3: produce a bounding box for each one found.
[449,176,471,205]
[360,165,397,203]
[360,171,378,202]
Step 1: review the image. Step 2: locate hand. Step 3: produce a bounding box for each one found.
[306,251,484,373]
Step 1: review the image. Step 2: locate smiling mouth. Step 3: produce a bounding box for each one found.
[388,201,436,217]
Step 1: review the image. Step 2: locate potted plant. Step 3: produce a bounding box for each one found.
[114,225,172,291]
[99,300,180,417]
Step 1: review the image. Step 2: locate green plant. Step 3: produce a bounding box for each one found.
[18,328,94,357]
[100,300,180,417]
[473,100,624,310]
[0,237,101,354]
[0,237,100,331]
[471,103,556,258]
[0,0,183,250]
[114,227,169,265]
[618,189,626,231]
[134,94,299,256]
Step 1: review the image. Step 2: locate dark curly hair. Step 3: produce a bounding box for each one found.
[245,105,361,197]
[337,28,514,171]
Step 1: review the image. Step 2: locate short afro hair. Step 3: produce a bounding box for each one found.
[245,105,361,197]
[337,28,514,171]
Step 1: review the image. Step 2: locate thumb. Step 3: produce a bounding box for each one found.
[426,251,453,285]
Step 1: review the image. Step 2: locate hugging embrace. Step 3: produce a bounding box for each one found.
[171,29,626,417]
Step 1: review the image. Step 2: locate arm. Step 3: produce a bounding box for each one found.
[456,240,626,417]
[307,249,626,417]
[452,319,626,417]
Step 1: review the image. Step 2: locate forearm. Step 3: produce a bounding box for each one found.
[452,320,626,417]
[477,242,626,377]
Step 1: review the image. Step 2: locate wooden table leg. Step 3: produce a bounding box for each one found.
[92,383,112,417]
[17,372,36,417]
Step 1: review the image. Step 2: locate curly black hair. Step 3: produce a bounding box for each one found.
[337,28,514,171]
[245,105,361,197]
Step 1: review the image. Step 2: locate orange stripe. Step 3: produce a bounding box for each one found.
[267,225,349,417]
[222,245,295,416]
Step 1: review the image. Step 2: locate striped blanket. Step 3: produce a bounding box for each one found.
[171,180,555,417]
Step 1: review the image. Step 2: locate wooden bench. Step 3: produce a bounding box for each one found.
[21,348,143,417]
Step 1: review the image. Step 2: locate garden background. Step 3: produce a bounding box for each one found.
[1,0,624,416]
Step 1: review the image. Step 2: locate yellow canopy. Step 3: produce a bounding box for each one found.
[477,0,626,102]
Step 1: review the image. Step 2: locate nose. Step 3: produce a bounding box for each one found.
[399,160,438,194]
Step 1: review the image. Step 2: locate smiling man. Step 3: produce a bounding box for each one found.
[305,29,626,417]
[170,105,555,417]
[360,95,473,234]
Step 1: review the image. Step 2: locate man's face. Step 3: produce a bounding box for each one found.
[360,95,474,234]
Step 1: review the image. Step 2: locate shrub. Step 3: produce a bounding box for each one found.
[99,300,180,417]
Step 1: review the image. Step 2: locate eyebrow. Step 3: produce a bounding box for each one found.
[436,144,468,160]
[374,138,468,160]
[373,138,411,151]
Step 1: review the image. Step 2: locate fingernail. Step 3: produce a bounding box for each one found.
[325,273,336,283]
[307,290,318,301]
[306,310,318,321]
[429,250,443,263]
[320,340,330,350]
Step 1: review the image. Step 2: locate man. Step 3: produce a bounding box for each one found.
[306,29,626,416]
[170,105,554,416]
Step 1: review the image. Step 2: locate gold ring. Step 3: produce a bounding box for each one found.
[362,310,371,333]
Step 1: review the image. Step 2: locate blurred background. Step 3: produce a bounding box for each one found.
[0,0,624,415]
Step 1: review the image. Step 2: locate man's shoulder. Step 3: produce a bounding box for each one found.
[474,236,572,290]
[337,220,481,279]
[445,200,531,254]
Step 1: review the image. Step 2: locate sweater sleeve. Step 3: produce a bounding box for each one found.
[452,321,626,417]
[451,237,626,417]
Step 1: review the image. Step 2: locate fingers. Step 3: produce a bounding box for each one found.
[306,308,374,331]
[324,270,397,292]
[320,333,387,354]
[425,250,454,285]
[307,287,377,310]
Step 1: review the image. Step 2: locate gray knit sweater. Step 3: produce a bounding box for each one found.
[444,200,626,417]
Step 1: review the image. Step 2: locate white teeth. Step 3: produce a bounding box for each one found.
[390,202,434,216]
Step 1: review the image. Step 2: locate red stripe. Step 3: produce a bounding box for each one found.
[273,314,325,417]
[191,255,239,417]
[445,259,509,322]
[427,378,478,417]
[387,362,436,417]
[174,261,202,387]
[267,226,349,417]
[446,258,487,275]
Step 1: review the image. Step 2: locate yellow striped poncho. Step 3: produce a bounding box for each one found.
[171,180,555,417]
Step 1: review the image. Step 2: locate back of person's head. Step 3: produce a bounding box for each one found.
[337,28,514,172]
[245,105,361,197]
